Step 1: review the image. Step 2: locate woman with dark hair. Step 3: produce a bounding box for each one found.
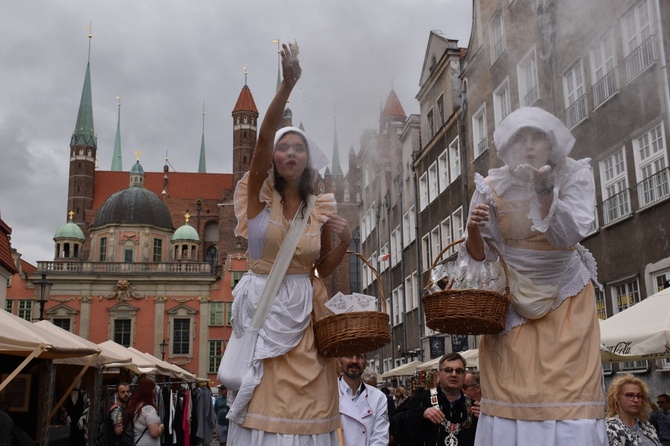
[223,42,351,445]
[124,378,164,445]
[606,374,661,446]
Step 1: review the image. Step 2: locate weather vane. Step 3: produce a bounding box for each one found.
[135,149,142,161]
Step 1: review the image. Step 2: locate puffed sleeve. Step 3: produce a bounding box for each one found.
[233,170,274,238]
[528,158,595,249]
[314,192,337,225]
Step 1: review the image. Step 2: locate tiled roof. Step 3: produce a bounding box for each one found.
[0,219,18,275]
[92,171,233,208]
[233,85,258,114]
[381,89,406,119]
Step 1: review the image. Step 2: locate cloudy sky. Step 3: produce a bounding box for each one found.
[0,1,472,266]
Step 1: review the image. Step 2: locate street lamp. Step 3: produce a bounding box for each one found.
[160,339,168,361]
[33,273,53,321]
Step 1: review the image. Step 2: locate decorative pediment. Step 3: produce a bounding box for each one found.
[166,304,198,316]
[45,304,79,317]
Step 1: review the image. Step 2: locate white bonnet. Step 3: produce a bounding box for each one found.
[493,107,575,165]
[273,126,329,173]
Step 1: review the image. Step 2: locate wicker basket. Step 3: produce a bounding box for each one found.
[314,251,391,357]
[422,238,510,335]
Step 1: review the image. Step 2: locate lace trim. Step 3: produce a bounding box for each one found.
[483,398,603,409]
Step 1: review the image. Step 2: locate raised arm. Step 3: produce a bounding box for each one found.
[247,42,302,219]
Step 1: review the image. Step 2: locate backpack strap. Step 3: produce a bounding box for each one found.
[135,427,147,445]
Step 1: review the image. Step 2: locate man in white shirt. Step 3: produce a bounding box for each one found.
[338,353,389,446]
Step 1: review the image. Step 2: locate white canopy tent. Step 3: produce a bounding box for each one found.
[127,347,197,381]
[416,349,479,371]
[381,359,423,379]
[34,320,136,370]
[0,309,98,393]
[600,287,670,362]
[99,340,175,377]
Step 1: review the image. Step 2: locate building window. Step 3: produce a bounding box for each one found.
[208,340,225,374]
[114,319,132,347]
[622,0,654,82]
[599,149,631,225]
[431,226,441,268]
[440,217,453,257]
[53,318,71,331]
[563,61,587,128]
[232,271,245,288]
[224,302,233,325]
[210,302,224,326]
[493,78,511,127]
[452,207,464,241]
[518,46,539,106]
[5,300,14,314]
[99,237,107,262]
[595,288,606,320]
[422,235,431,272]
[395,227,403,267]
[18,300,32,321]
[419,173,429,210]
[449,137,461,181]
[123,249,134,263]
[438,150,449,194]
[654,270,670,292]
[348,242,361,293]
[590,31,618,108]
[392,287,401,326]
[405,275,414,312]
[153,239,162,263]
[472,106,487,157]
[436,95,445,128]
[613,279,641,313]
[490,8,506,63]
[427,109,435,140]
[633,124,669,208]
[428,162,438,203]
[172,318,191,356]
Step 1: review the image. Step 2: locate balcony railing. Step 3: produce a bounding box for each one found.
[476,137,488,156]
[492,37,505,62]
[625,35,655,82]
[37,261,214,275]
[523,84,539,106]
[637,167,670,208]
[593,68,618,108]
[566,94,587,128]
[602,189,631,225]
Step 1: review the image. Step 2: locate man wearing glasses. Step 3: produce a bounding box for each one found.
[651,393,670,445]
[420,353,477,446]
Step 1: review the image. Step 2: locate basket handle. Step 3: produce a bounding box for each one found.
[426,238,510,294]
[347,250,387,312]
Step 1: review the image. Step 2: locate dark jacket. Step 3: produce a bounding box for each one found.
[391,387,477,446]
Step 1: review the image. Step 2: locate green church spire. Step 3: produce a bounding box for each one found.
[71,25,95,147]
[111,96,123,171]
[198,103,207,173]
[70,60,96,147]
[331,116,343,176]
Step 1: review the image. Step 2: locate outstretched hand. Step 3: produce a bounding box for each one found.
[324,214,352,245]
[512,163,553,185]
[281,42,302,87]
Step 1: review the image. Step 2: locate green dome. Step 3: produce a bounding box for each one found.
[130,160,144,174]
[172,222,199,242]
[54,221,85,241]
